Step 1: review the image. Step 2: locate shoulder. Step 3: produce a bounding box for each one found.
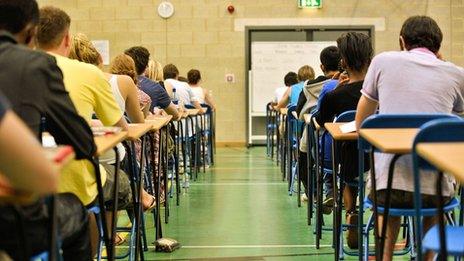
[117,74,135,85]
[371,51,404,66]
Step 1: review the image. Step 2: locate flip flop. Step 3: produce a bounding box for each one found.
[143,195,157,212]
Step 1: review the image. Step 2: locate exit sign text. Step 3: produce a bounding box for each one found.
[298,0,322,8]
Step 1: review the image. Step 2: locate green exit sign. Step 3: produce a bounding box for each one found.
[298,0,322,8]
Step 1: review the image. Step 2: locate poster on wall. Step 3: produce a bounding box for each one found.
[91,40,110,65]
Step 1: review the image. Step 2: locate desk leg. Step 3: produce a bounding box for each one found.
[163,125,170,224]
[111,147,120,259]
[316,129,322,249]
[174,121,180,206]
[332,140,340,259]
[358,149,365,261]
[91,157,114,261]
[306,123,312,225]
[150,132,163,240]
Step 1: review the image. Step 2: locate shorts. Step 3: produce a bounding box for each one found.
[369,189,452,209]
[100,163,133,210]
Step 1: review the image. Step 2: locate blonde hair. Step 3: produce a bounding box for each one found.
[297,65,315,82]
[146,60,164,82]
[69,33,101,66]
[109,54,138,85]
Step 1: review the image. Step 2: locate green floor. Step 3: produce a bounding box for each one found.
[132,147,336,260]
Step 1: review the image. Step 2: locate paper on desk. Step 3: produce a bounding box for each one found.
[340,121,357,133]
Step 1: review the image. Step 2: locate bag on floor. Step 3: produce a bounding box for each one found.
[154,238,181,252]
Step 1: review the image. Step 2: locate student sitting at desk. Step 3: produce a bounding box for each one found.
[272,72,298,108]
[0,1,92,259]
[316,32,373,249]
[355,16,464,261]
[125,46,181,120]
[276,65,315,108]
[297,46,341,204]
[188,69,217,111]
[146,59,164,83]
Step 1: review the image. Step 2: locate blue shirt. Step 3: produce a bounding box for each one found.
[289,81,305,107]
[137,76,171,111]
[317,79,338,167]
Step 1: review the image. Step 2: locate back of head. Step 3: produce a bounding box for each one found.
[400,15,442,53]
[297,65,315,82]
[110,54,138,84]
[124,46,150,76]
[284,72,298,87]
[337,32,372,73]
[0,0,39,34]
[187,69,201,85]
[146,59,164,82]
[37,6,70,50]
[320,46,340,72]
[163,63,179,80]
[69,33,100,66]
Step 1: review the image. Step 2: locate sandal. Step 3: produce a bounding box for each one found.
[143,195,157,212]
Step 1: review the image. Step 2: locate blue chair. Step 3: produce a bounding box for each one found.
[412,119,464,260]
[266,102,277,159]
[286,105,303,196]
[359,114,460,261]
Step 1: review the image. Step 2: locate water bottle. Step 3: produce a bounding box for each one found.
[172,88,179,105]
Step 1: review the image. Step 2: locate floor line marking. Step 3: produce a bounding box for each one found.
[189,182,287,186]
[116,244,334,249]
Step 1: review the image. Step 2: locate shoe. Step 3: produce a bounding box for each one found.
[143,195,157,212]
[300,194,308,202]
[322,196,333,215]
[346,211,359,249]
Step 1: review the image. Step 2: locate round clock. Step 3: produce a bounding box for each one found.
[158,1,174,19]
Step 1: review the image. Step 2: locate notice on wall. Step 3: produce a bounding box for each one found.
[91,40,110,65]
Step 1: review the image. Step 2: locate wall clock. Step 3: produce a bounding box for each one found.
[158,1,174,19]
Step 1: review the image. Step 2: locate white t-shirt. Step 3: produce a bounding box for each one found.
[165,78,198,105]
[190,87,205,104]
[362,48,464,196]
[274,86,288,103]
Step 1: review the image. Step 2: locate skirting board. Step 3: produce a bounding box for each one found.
[216,141,246,147]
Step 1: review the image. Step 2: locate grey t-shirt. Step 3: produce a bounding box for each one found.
[362,48,464,196]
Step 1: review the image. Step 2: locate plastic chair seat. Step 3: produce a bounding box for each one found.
[363,197,459,216]
[423,225,464,255]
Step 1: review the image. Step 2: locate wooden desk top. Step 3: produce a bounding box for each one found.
[417,143,464,183]
[127,123,153,141]
[280,108,288,115]
[324,122,358,141]
[94,132,128,157]
[145,116,172,130]
[359,128,418,154]
[187,109,200,116]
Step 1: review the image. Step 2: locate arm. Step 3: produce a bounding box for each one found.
[276,87,290,109]
[295,91,307,116]
[119,75,144,123]
[164,102,181,120]
[204,88,216,111]
[355,95,378,130]
[0,111,58,195]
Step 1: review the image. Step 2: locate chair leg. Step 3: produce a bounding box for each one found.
[407,216,416,259]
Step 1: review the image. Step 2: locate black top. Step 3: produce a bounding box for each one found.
[0,94,9,121]
[138,76,171,111]
[0,31,95,159]
[296,75,328,115]
[315,81,363,125]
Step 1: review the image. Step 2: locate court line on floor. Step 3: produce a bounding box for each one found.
[116,244,333,249]
[189,182,286,186]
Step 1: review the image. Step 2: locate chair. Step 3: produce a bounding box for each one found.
[286,105,303,197]
[265,102,277,159]
[359,114,460,261]
[412,118,464,260]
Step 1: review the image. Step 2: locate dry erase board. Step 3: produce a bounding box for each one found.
[251,41,336,113]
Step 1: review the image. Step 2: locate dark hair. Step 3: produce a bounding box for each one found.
[187,69,201,84]
[320,46,340,72]
[337,32,373,72]
[124,46,150,75]
[284,72,298,87]
[400,16,442,53]
[163,64,179,80]
[37,6,70,49]
[178,76,188,83]
[0,0,39,34]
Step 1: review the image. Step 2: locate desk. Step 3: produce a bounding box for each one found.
[325,122,358,259]
[94,132,128,156]
[358,127,419,261]
[417,143,464,183]
[187,109,200,116]
[127,123,153,140]
[280,108,288,115]
[359,128,418,154]
[145,116,172,130]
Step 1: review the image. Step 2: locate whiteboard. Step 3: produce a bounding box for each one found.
[251,41,336,113]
